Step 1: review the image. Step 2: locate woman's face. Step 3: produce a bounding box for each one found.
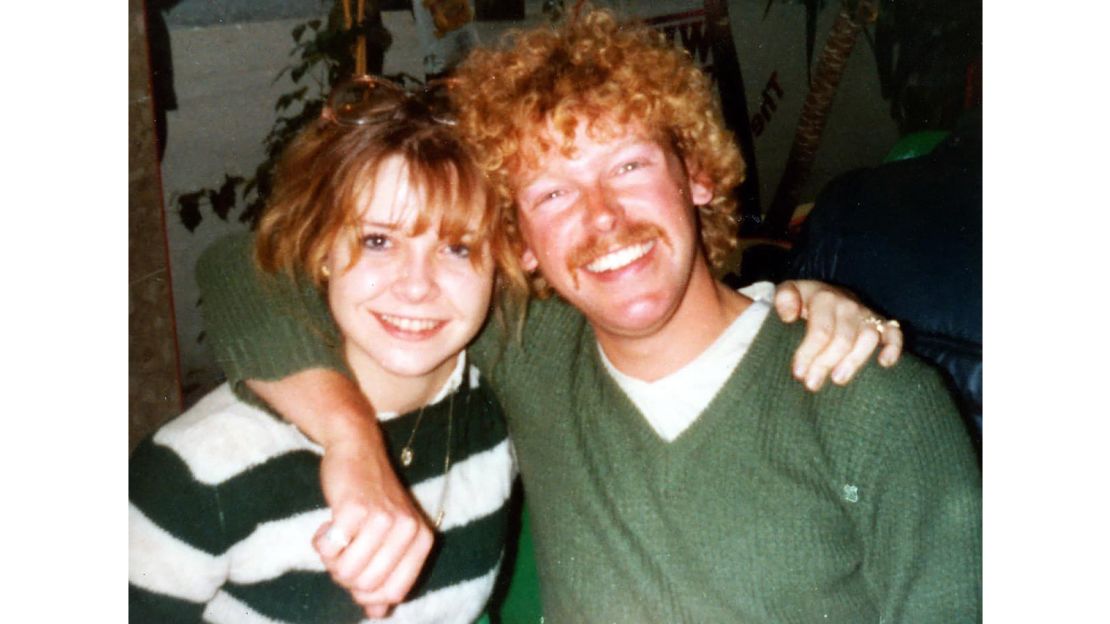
[326,156,495,388]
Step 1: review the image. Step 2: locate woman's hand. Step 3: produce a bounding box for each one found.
[773,280,904,391]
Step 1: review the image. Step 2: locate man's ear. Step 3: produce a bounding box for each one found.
[686,165,715,206]
[520,246,539,272]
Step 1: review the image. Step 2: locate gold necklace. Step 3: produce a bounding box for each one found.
[433,396,454,529]
[398,406,424,467]
[398,391,456,529]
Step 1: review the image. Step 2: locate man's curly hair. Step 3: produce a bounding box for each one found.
[451,6,745,297]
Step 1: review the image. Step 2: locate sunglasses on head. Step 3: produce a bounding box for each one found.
[321,74,459,127]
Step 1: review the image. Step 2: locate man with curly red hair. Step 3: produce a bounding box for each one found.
[439,7,979,621]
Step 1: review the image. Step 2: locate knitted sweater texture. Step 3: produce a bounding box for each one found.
[472,297,981,623]
[129,373,514,623]
[196,232,981,623]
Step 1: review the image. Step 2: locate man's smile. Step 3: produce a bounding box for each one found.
[584,239,656,273]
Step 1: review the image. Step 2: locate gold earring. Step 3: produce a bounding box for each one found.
[321,265,331,279]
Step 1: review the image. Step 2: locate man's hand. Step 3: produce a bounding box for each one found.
[248,370,434,618]
[773,280,904,391]
[310,434,435,619]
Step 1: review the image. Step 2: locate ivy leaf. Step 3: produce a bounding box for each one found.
[243,195,267,227]
[209,175,244,221]
[275,86,308,112]
[177,190,205,232]
[292,23,307,42]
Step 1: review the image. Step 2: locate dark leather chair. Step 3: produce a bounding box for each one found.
[787,112,982,445]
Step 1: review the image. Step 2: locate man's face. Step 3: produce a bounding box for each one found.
[513,119,714,341]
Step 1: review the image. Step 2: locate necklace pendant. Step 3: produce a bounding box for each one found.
[400,448,414,467]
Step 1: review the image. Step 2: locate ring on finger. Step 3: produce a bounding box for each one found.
[862,315,887,335]
[324,526,351,550]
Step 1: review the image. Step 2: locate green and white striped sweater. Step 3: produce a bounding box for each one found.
[129,363,514,624]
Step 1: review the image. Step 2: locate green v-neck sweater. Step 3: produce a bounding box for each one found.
[471,297,980,623]
[198,232,981,622]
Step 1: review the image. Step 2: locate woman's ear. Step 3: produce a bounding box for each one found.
[520,246,539,272]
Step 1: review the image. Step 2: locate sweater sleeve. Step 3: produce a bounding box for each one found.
[468,295,583,382]
[129,436,230,623]
[849,361,982,622]
[196,232,349,392]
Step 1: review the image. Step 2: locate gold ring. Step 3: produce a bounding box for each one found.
[862,315,886,335]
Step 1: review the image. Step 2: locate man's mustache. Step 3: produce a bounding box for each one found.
[565,222,668,288]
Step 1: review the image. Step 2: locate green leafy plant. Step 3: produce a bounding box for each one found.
[174,2,395,231]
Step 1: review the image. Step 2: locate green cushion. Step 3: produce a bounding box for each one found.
[883,131,949,163]
[493,502,542,622]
